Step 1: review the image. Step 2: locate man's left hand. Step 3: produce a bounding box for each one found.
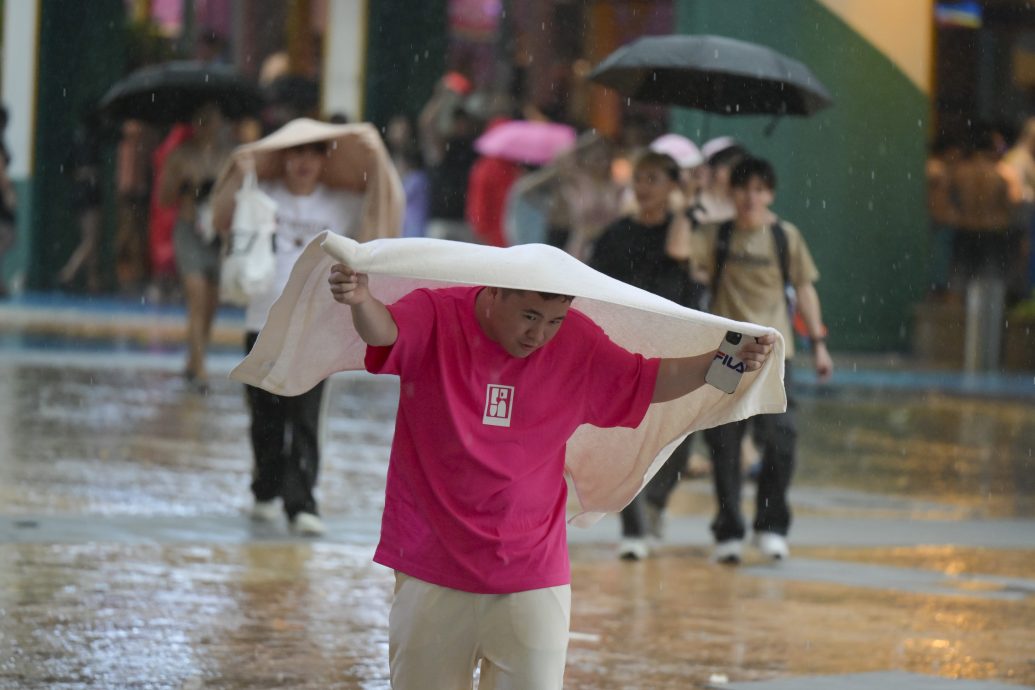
[738,333,776,372]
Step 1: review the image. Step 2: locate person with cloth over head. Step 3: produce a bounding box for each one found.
[325,248,775,688]
[212,118,402,537]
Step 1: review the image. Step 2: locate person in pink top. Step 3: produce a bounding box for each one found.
[328,264,774,689]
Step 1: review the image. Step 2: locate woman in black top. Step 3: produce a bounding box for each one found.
[590,150,702,560]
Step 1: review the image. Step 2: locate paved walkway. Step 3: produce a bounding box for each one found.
[1,292,1033,689]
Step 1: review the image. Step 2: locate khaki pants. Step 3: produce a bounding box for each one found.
[389,572,571,690]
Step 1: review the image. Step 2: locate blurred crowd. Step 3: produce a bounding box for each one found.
[926,119,1035,308]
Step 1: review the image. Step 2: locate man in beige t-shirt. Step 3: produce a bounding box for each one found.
[684,156,833,565]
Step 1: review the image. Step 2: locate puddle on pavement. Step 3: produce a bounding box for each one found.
[1,542,1032,689]
[795,392,1035,518]
[1,362,1034,688]
[1,363,1032,519]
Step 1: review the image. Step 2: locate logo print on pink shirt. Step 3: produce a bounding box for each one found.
[483,384,514,427]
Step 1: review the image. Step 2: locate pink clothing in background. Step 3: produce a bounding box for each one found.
[465,155,521,247]
[148,124,193,277]
[366,286,659,594]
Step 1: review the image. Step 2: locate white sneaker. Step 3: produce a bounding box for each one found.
[291,512,326,537]
[753,531,789,560]
[617,537,650,561]
[250,499,280,523]
[712,539,743,565]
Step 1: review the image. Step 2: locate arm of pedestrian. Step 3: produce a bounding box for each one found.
[328,263,399,347]
[664,206,692,261]
[795,283,833,382]
[210,158,248,234]
[157,149,184,208]
[651,333,775,404]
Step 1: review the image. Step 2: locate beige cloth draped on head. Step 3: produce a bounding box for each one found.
[215,118,405,242]
[231,235,787,527]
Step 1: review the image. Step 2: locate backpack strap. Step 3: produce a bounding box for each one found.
[711,220,793,309]
[770,220,791,290]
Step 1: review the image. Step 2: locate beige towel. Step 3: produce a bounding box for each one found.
[216,118,404,242]
[231,235,787,526]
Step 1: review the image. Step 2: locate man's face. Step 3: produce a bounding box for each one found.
[732,176,775,222]
[482,289,571,358]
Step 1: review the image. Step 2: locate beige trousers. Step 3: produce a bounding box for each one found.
[389,572,571,690]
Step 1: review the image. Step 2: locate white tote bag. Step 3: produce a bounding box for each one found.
[220,170,278,306]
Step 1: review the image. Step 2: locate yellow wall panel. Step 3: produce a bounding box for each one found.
[816,0,933,94]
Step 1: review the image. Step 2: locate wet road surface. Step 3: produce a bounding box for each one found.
[1,350,1033,689]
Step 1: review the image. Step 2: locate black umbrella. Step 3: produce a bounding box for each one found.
[264,74,321,113]
[98,60,263,124]
[588,34,832,117]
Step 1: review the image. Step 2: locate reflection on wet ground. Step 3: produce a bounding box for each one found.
[797,391,1035,518]
[0,357,1033,689]
[2,541,1032,689]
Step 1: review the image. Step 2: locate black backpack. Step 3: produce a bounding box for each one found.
[711,220,795,314]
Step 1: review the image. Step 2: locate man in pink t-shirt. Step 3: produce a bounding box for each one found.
[328,264,774,690]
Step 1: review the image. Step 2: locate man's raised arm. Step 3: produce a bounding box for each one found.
[328,263,398,346]
[652,333,775,404]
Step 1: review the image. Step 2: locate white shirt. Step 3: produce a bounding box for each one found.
[245,181,364,331]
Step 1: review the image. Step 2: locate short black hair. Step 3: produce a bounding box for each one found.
[633,150,680,182]
[707,144,746,169]
[500,288,574,303]
[285,140,329,155]
[730,156,777,191]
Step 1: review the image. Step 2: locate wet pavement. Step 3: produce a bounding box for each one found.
[1,293,1034,689]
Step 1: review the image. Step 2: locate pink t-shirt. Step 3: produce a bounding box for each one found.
[366,286,660,594]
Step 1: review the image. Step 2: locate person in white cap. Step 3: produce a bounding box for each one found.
[696,137,746,225]
[650,133,708,220]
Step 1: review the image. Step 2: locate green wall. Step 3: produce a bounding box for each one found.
[363,1,448,129]
[675,0,929,352]
[29,0,125,290]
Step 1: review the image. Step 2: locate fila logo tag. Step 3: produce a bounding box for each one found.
[483,384,514,427]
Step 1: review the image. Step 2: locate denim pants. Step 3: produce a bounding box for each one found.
[244,332,327,518]
[704,365,796,542]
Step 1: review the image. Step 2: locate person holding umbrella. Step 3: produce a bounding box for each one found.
[158,101,236,392]
[212,118,404,536]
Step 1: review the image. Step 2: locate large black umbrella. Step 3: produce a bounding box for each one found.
[98,60,263,124]
[588,34,832,116]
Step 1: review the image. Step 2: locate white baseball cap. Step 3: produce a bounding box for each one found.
[701,136,739,161]
[649,133,704,169]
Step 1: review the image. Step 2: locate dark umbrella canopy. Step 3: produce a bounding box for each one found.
[98,60,263,124]
[588,34,833,116]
